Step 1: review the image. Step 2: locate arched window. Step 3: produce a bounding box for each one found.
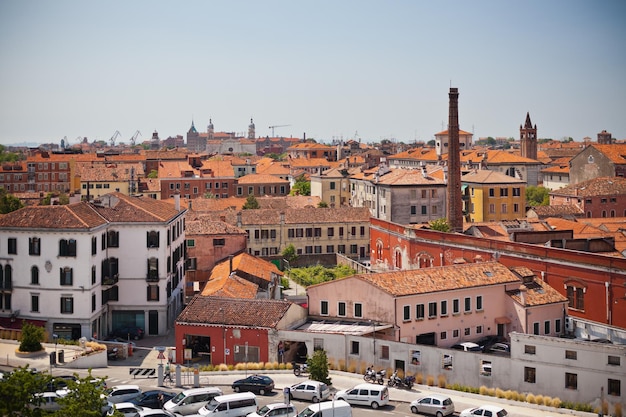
[376,240,383,260]
[610,210,616,218]
[31,266,39,285]
[587,211,592,218]
[602,210,607,218]
[394,248,402,269]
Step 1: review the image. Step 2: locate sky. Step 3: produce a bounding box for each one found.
[1,1,625,147]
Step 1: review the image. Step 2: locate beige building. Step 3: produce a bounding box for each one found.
[462,169,526,223]
[76,161,145,200]
[310,167,351,207]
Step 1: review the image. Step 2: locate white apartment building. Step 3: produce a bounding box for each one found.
[0,192,186,340]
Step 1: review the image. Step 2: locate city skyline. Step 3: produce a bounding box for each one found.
[1,0,625,146]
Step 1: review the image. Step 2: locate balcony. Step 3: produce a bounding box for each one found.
[101,274,119,286]
[146,273,159,283]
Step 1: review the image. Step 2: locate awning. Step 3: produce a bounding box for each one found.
[461,185,468,192]
[495,316,511,324]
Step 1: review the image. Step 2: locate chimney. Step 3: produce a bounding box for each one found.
[519,286,527,306]
[446,87,463,233]
[229,255,234,274]
[174,191,181,211]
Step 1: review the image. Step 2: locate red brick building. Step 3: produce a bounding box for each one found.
[549,176,626,218]
[370,218,626,329]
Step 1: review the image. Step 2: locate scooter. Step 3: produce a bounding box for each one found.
[387,370,401,387]
[107,347,119,361]
[293,362,309,377]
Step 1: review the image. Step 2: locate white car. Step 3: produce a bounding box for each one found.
[334,383,389,409]
[247,402,297,417]
[108,401,144,417]
[460,405,508,417]
[105,384,142,404]
[289,380,330,403]
[410,394,455,417]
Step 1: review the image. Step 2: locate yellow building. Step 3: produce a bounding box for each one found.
[462,169,526,222]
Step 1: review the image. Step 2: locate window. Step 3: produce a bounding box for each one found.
[92,236,97,255]
[339,227,344,237]
[464,297,471,312]
[440,300,447,316]
[327,227,334,237]
[350,244,357,254]
[608,379,621,396]
[513,187,521,197]
[403,305,411,321]
[305,246,313,254]
[146,231,159,248]
[60,296,73,314]
[416,304,425,320]
[338,302,346,317]
[555,319,561,334]
[440,331,447,340]
[92,266,96,284]
[524,367,536,383]
[354,303,362,318]
[29,237,40,255]
[381,345,389,360]
[31,266,39,285]
[338,245,345,253]
[421,205,427,215]
[428,302,437,318]
[330,182,336,190]
[489,204,495,214]
[147,284,159,301]
[501,204,507,214]
[565,350,577,360]
[544,320,550,334]
[213,238,225,246]
[525,345,536,355]
[60,267,73,285]
[452,299,460,314]
[186,239,195,247]
[411,206,417,215]
[59,239,77,257]
[31,294,39,313]
[350,341,359,355]
[464,327,471,336]
[513,203,520,213]
[566,285,585,310]
[489,188,495,197]
[565,373,577,390]
[500,188,508,197]
[147,257,159,281]
[92,293,96,312]
[533,322,539,335]
[7,238,17,254]
[476,295,483,311]
[320,301,329,315]
[106,230,119,248]
[452,329,459,338]
[326,245,334,253]
[608,355,620,366]
[476,325,483,334]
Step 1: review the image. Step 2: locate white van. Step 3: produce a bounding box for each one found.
[197,392,258,416]
[163,387,223,415]
[334,383,389,409]
[297,400,352,417]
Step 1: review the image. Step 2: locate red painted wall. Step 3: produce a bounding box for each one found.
[370,218,626,329]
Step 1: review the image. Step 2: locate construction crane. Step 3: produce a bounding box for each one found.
[269,124,291,137]
[129,130,142,146]
[110,130,121,147]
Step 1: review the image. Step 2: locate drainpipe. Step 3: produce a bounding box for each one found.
[605,282,610,324]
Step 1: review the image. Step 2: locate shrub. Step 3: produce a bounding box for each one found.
[550,397,561,408]
[18,322,44,353]
[437,374,446,388]
[526,393,536,404]
[542,396,552,406]
[336,359,345,371]
[535,395,544,405]
[615,403,622,417]
[426,375,435,386]
[602,401,609,416]
[347,360,357,373]
[495,388,506,399]
[217,364,229,371]
[415,372,423,384]
[504,390,515,400]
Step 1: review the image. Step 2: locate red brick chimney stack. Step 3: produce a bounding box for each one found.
[447,87,463,233]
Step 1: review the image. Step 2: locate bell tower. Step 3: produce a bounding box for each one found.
[520,112,537,160]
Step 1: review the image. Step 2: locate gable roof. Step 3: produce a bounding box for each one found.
[177,296,294,328]
[462,169,525,184]
[309,261,520,297]
[200,273,259,298]
[551,176,626,197]
[209,252,282,284]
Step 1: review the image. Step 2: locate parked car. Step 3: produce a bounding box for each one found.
[334,383,389,409]
[473,335,502,351]
[247,402,297,417]
[289,380,330,403]
[107,402,144,417]
[450,342,482,352]
[232,375,275,395]
[129,389,177,409]
[137,410,179,417]
[410,394,455,417]
[30,391,66,412]
[486,342,510,354]
[111,327,144,340]
[460,405,508,417]
[105,385,143,404]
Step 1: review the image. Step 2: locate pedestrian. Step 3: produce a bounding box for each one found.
[157,392,164,408]
[164,361,171,382]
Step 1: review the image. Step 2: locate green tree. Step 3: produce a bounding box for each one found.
[58,193,70,205]
[0,188,24,213]
[308,349,331,385]
[429,218,451,232]
[317,201,328,208]
[0,145,21,162]
[41,192,54,205]
[242,194,260,209]
[56,371,116,417]
[203,192,216,199]
[147,169,159,179]
[289,174,310,196]
[526,185,550,206]
[0,365,48,416]
[281,244,298,265]
[19,322,44,353]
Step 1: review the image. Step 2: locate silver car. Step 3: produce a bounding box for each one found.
[410,394,455,417]
[289,380,330,403]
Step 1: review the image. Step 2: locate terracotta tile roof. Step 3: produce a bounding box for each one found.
[201,274,259,298]
[388,147,438,161]
[507,269,568,306]
[288,143,335,150]
[551,176,626,197]
[313,261,520,297]
[256,161,291,176]
[236,173,289,184]
[185,216,247,235]
[542,217,610,238]
[91,192,183,223]
[0,202,107,229]
[142,178,162,192]
[462,169,525,184]
[145,149,190,160]
[75,161,145,181]
[202,158,236,177]
[374,168,447,186]
[209,252,282,284]
[157,160,194,178]
[183,196,321,212]
[528,205,583,217]
[589,144,626,164]
[541,164,570,174]
[177,296,294,327]
[289,158,331,168]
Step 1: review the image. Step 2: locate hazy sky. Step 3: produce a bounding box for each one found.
[1,1,625,146]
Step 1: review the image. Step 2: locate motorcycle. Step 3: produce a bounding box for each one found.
[293,362,309,377]
[363,366,376,383]
[375,369,386,385]
[107,347,119,361]
[402,375,415,390]
[387,370,414,389]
